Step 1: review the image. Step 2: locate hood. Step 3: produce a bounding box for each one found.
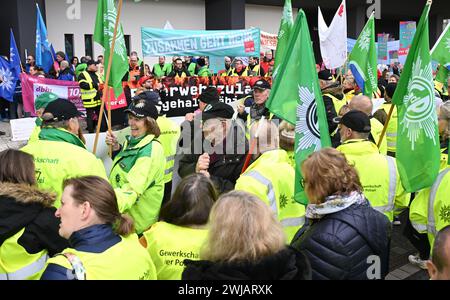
[322,84,344,100]
[327,201,391,256]
[0,183,56,245]
[337,140,379,156]
[0,182,55,207]
[183,248,311,280]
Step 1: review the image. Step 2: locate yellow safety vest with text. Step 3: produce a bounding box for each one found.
[142,221,207,280]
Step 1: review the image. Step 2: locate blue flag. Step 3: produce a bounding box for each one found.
[10,29,22,78]
[0,57,17,101]
[35,4,55,73]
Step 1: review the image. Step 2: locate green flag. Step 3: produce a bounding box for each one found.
[266,10,331,205]
[431,22,450,71]
[348,13,377,97]
[392,2,440,192]
[94,0,128,97]
[273,0,293,78]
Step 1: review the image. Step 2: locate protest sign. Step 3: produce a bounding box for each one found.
[377,33,389,64]
[158,76,271,117]
[10,117,37,141]
[21,73,127,116]
[141,27,260,57]
[399,21,416,64]
[260,31,278,50]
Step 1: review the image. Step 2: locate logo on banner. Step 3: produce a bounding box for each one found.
[401,56,437,150]
[244,40,255,53]
[295,85,321,154]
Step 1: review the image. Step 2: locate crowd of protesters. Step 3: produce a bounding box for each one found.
[1,43,450,280]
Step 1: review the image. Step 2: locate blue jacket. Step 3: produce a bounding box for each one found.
[58,68,75,81]
[40,224,120,280]
[291,200,391,280]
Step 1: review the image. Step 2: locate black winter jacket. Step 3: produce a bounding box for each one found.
[291,200,391,280]
[178,119,249,194]
[0,182,68,257]
[182,247,311,280]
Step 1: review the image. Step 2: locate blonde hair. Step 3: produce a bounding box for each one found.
[301,148,362,204]
[201,191,285,263]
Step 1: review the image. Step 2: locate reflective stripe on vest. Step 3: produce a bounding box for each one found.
[411,222,428,233]
[164,155,175,175]
[373,156,396,213]
[244,170,304,228]
[0,253,48,280]
[427,168,450,237]
[245,170,277,212]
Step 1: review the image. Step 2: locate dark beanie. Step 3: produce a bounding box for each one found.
[199,86,220,104]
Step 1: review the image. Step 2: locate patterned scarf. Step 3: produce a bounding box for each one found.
[306,191,366,219]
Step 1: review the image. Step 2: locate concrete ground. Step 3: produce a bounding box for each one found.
[0,119,430,280]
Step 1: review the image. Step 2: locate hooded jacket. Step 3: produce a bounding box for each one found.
[0,182,68,279]
[182,247,311,280]
[291,200,391,280]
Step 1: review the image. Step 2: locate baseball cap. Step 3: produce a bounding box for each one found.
[318,69,333,81]
[199,86,220,104]
[334,110,371,133]
[125,99,159,120]
[35,92,59,110]
[202,101,234,122]
[253,79,271,90]
[43,99,83,121]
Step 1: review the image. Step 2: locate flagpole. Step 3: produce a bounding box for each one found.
[93,0,124,156]
[241,116,265,174]
[377,98,395,149]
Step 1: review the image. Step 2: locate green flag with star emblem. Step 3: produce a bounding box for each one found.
[266,10,331,205]
[431,22,450,72]
[348,13,377,97]
[94,0,128,97]
[392,1,440,192]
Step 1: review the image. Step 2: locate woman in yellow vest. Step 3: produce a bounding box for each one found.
[140,174,217,279]
[0,149,68,280]
[41,176,156,280]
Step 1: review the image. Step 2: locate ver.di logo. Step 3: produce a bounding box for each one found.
[400,56,437,150]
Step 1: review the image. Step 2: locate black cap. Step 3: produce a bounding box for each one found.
[43,99,83,121]
[253,79,271,90]
[199,86,220,104]
[86,60,98,66]
[202,101,234,122]
[125,99,159,120]
[133,91,161,107]
[318,69,333,81]
[334,110,371,133]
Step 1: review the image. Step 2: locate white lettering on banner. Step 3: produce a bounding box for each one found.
[199,36,225,49]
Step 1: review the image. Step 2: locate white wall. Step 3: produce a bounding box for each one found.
[245,4,298,35]
[45,0,205,63]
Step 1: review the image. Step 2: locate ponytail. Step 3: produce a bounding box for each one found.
[115,214,135,236]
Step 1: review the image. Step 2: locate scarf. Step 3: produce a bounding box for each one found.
[306,191,366,220]
[39,127,86,149]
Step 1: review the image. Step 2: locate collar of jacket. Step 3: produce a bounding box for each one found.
[0,182,56,245]
[125,134,155,150]
[245,149,289,173]
[337,139,378,155]
[39,127,86,149]
[68,224,121,253]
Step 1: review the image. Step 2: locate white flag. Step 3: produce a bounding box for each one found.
[318,0,347,69]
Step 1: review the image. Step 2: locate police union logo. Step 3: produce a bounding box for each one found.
[401,56,437,150]
[295,85,321,154]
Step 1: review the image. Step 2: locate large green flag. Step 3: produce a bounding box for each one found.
[273,0,293,78]
[431,22,450,71]
[348,13,377,97]
[94,0,128,97]
[266,10,331,205]
[392,2,440,192]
